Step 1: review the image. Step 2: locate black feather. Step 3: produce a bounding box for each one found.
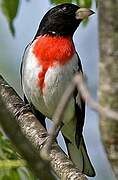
[74,52,85,148]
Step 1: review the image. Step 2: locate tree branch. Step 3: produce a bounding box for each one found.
[43,73,118,158]
[0,75,87,180]
[74,74,118,121]
[0,77,55,180]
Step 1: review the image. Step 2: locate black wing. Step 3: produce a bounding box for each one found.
[74,52,85,147]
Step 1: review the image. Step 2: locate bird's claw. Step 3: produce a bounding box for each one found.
[15,104,32,118]
[40,135,49,149]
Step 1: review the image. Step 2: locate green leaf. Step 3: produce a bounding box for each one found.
[84,0,92,8]
[50,0,72,5]
[76,0,92,7]
[0,130,36,179]
[0,0,20,36]
[0,130,20,160]
[76,0,80,6]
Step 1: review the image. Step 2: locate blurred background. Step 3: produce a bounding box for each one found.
[0,0,117,179]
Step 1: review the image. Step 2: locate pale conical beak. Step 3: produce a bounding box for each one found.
[75,8,95,20]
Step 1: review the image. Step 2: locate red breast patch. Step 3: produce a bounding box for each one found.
[32,35,75,89]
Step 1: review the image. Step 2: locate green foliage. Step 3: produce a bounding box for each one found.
[0,0,19,36]
[0,130,36,180]
[0,167,36,180]
[50,0,92,8]
[0,131,20,160]
[50,0,72,4]
[79,0,92,7]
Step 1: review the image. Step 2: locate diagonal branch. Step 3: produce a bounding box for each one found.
[0,77,55,180]
[0,75,87,180]
[44,73,118,158]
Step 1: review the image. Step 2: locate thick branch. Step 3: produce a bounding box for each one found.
[0,75,87,180]
[0,78,55,180]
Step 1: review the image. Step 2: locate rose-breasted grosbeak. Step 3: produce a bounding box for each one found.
[21,3,95,177]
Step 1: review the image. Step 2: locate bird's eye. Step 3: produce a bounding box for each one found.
[58,6,67,13]
[60,6,73,14]
[61,7,67,11]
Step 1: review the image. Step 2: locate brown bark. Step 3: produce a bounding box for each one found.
[0,75,87,180]
[99,0,118,178]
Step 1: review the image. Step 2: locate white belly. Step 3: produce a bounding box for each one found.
[22,46,79,122]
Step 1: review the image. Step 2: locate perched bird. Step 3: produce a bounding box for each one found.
[21,3,95,177]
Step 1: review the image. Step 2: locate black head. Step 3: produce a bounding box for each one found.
[35,3,94,37]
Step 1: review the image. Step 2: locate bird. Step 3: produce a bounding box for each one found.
[21,3,95,177]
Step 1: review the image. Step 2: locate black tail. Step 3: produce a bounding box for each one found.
[64,135,96,177]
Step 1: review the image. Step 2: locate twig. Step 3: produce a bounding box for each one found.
[0,75,87,180]
[41,81,76,159]
[44,73,118,158]
[74,74,118,120]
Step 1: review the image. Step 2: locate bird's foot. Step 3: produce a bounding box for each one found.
[15,104,32,118]
[39,132,49,149]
